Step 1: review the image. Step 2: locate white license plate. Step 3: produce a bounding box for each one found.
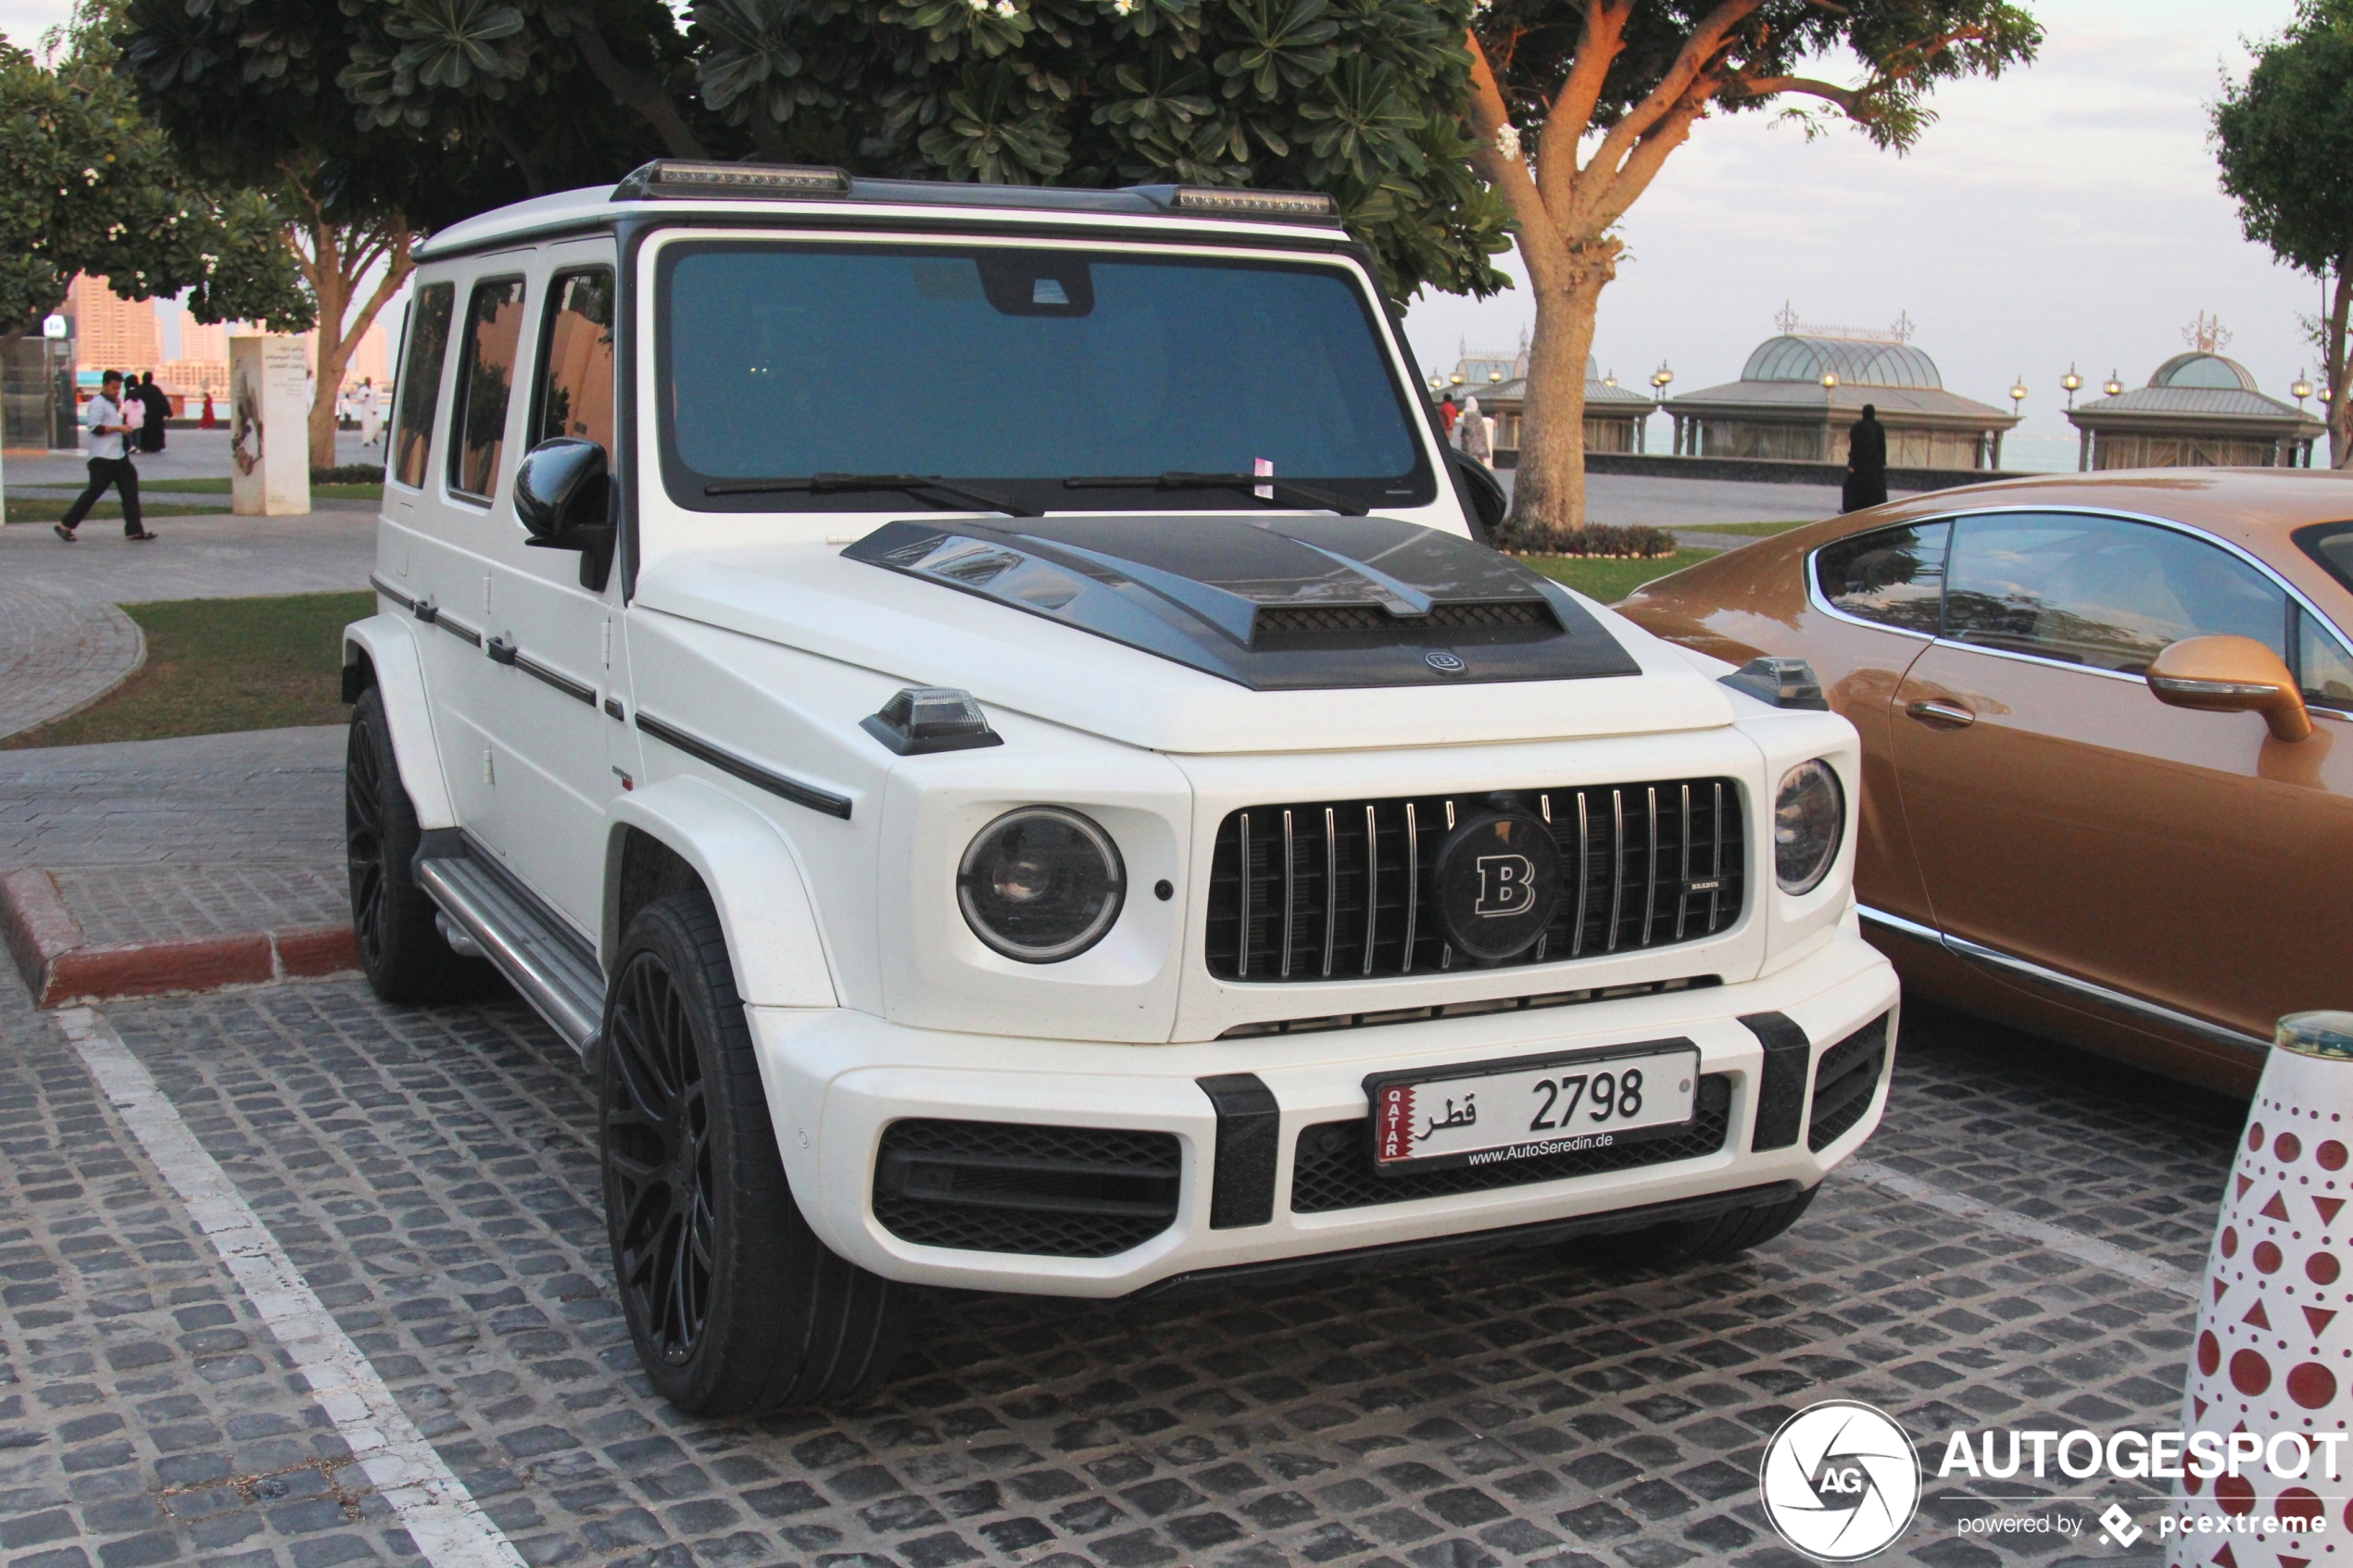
[1365,1040,1701,1173]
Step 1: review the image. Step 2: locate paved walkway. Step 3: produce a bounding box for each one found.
[0,727,346,943]
[0,581,145,741]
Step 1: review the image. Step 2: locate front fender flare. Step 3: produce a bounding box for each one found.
[343,616,456,829]
[604,777,837,1009]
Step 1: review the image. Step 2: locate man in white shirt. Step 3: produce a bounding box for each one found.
[56,370,155,543]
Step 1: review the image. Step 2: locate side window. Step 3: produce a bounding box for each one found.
[1944,512,2286,675]
[2295,521,2353,595]
[2300,608,2353,712]
[532,269,615,457]
[390,282,454,490]
[1812,521,1949,635]
[448,276,527,501]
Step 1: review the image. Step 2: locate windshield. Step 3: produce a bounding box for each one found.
[655,240,1434,514]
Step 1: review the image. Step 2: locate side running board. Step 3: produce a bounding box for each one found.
[415,843,605,1056]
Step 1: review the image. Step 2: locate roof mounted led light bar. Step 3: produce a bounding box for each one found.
[612,159,851,202]
[1164,186,1340,220]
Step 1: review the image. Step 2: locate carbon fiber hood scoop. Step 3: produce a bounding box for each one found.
[841,514,1641,691]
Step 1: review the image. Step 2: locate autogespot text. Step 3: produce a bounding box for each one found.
[1937,1427,2350,1482]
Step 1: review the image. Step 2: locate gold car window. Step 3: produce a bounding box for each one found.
[1813,521,1949,635]
[1944,513,2285,675]
[2301,608,2353,711]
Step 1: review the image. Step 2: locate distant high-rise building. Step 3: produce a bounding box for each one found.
[67,274,162,374]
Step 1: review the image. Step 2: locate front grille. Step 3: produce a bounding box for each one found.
[1290,1074,1732,1212]
[1252,600,1556,638]
[1206,777,1744,983]
[1220,974,1718,1038]
[1807,1014,1890,1151]
[873,1119,1181,1258]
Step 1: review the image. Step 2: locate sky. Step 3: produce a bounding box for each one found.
[1399,0,2317,470]
[4,0,2316,469]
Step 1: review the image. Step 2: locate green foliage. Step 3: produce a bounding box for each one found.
[1474,0,2042,160]
[0,28,308,334]
[117,0,1511,301]
[2214,1,2353,277]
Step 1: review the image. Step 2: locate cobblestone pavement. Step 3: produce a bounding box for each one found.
[0,955,2243,1568]
[0,584,144,745]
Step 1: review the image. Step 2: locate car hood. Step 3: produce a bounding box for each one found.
[633,520,1739,754]
[840,514,1641,691]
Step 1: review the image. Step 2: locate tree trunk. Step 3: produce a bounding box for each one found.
[1505,254,1611,538]
[2331,261,2351,470]
[308,245,351,473]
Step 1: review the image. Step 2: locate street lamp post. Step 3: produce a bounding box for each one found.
[2294,370,2315,409]
[2009,375,2028,410]
[2061,364,2082,408]
[1651,362,1676,451]
[2104,370,2123,398]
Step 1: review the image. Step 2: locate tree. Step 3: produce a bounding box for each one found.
[1463,1,2041,537]
[0,27,305,339]
[2214,0,2353,469]
[121,0,658,467]
[120,0,1515,314]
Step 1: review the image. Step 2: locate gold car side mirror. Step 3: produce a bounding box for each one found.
[2145,634,2313,743]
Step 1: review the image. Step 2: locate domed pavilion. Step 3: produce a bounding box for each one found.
[1658,332,2018,470]
[2062,353,2322,470]
[1439,341,1659,463]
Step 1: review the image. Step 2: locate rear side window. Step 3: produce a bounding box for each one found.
[532,269,615,457]
[2296,521,2353,595]
[390,282,454,490]
[2300,608,2353,712]
[1944,512,2284,674]
[448,277,527,500]
[1812,521,1949,635]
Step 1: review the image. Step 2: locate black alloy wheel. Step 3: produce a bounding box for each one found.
[344,687,488,1003]
[605,948,716,1364]
[599,889,906,1413]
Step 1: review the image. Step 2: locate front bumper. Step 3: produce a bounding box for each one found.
[750,928,1898,1297]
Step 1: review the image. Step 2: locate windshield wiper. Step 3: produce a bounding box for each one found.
[1063,471,1366,517]
[706,472,1036,518]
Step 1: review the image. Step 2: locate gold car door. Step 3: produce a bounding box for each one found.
[1889,509,2347,1047]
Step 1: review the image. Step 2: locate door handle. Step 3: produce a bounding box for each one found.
[1905,698,1976,728]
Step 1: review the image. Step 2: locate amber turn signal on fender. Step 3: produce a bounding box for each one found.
[2145,634,2312,743]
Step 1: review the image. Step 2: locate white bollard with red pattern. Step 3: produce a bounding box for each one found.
[2171,1012,2353,1568]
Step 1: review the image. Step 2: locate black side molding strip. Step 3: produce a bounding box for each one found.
[1740,1011,1812,1152]
[517,651,598,706]
[434,610,484,647]
[1197,1073,1280,1229]
[635,712,852,820]
[368,574,417,612]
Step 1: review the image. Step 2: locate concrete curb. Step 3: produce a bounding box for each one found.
[0,868,358,1007]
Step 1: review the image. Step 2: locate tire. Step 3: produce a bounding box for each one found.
[346,688,491,1003]
[601,888,907,1414]
[1581,1185,1818,1269]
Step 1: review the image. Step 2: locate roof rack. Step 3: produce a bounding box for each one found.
[608,161,1341,226]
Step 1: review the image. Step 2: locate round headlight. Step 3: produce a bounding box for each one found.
[1773,760,1844,896]
[958,807,1126,962]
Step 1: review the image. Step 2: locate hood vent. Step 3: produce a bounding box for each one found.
[844,514,1639,692]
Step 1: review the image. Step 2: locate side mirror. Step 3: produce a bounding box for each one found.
[2146,634,2312,742]
[513,437,616,591]
[515,437,608,541]
[1448,447,1506,542]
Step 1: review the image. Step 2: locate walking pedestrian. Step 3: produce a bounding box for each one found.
[134,370,170,453]
[200,389,217,429]
[358,378,383,449]
[1438,393,1459,438]
[55,370,155,544]
[1458,395,1492,467]
[1843,403,1888,513]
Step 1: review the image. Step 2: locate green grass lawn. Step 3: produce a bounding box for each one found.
[1524,550,1711,603]
[1679,520,1816,536]
[4,591,371,749]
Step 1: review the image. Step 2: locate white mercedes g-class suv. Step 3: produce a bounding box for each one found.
[343,159,1899,1416]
